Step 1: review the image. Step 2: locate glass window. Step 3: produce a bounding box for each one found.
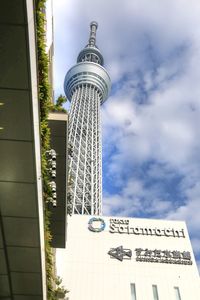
[174,287,181,300]
[152,285,159,300]
[130,283,137,300]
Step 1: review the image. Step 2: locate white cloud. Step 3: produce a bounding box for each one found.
[167,182,200,233]
[103,175,173,218]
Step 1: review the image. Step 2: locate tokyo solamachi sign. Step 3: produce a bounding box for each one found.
[109,218,186,238]
[88,217,186,238]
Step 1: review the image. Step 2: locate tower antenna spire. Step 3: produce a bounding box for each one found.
[88,21,98,46]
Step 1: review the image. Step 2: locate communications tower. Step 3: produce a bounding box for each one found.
[64,22,111,215]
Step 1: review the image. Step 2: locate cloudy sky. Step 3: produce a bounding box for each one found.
[53,0,200,267]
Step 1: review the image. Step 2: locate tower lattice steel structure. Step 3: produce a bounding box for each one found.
[64,22,111,215]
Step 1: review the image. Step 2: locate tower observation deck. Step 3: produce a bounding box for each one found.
[64,22,111,215]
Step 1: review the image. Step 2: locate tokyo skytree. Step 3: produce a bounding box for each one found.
[64,22,111,215]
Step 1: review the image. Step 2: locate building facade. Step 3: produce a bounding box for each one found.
[57,215,200,300]
[0,0,47,298]
[64,22,111,215]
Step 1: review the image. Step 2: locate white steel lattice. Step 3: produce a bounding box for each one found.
[69,85,102,214]
[64,22,111,215]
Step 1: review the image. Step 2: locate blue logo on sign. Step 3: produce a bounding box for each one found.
[88,217,106,232]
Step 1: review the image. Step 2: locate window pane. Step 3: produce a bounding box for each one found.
[152,285,159,300]
[174,287,181,300]
[130,283,137,300]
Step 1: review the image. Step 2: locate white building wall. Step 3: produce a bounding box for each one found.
[57,215,200,300]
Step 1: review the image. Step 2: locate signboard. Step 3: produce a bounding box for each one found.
[109,218,186,238]
[107,246,192,265]
[88,217,186,238]
[135,248,192,265]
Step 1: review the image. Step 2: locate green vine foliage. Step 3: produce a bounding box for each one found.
[54,276,69,298]
[50,94,67,113]
[35,1,67,299]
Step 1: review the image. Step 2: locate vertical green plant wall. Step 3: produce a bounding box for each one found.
[36,0,56,298]
[36,1,68,298]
